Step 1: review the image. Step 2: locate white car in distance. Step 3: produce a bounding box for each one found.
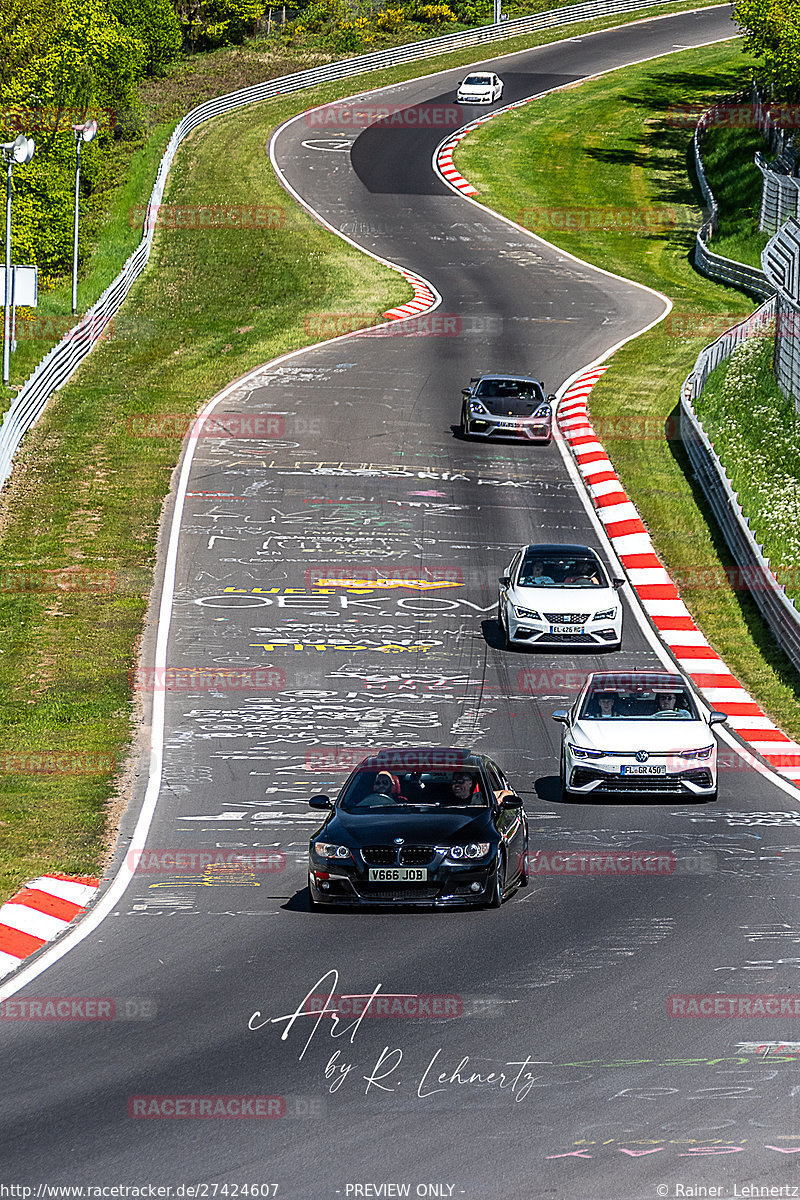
[553,671,727,803]
[456,73,504,104]
[498,543,624,650]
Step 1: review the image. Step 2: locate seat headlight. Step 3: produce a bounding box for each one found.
[442,843,491,861]
[314,842,351,860]
[514,605,542,620]
[568,742,605,759]
[593,607,617,621]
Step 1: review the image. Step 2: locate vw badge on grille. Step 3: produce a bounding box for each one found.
[635,750,649,763]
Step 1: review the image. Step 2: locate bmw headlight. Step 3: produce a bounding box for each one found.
[594,607,617,621]
[313,842,352,860]
[442,843,491,861]
[568,743,605,759]
[514,605,542,620]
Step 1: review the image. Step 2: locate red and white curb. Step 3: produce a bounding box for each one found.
[434,94,550,195]
[437,130,479,196]
[0,874,99,979]
[559,368,800,783]
[382,269,437,320]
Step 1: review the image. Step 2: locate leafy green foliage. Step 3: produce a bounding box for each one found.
[734,0,800,99]
[0,0,150,276]
[173,0,266,51]
[110,0,182,75]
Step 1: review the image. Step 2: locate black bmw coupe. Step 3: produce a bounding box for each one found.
[307,749,529,909]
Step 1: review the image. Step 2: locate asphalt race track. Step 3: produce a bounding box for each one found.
[6,7,800,1197]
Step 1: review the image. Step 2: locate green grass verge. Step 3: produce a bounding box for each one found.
[695,333,800,602]
[0,0,732,905]
[455,40,800,742]
[701,124,770,268]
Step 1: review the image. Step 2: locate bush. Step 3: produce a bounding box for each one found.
[111,0,182,75]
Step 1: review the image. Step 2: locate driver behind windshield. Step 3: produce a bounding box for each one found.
[449,770,479,804]
[653,691,692,718]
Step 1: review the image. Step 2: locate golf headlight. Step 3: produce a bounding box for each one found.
[444,843,491,861]
[314,842,351,860]
[679,747,714,760]
[569,743,605,759]
[594,607,617,621]
[468,400,488,415]
[514,605,542,620]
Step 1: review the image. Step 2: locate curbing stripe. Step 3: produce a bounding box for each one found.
[0,874,99,979]
[557,367,800,784]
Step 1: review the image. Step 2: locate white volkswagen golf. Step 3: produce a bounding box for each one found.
[498,543,624,650]
[553,671,727,802]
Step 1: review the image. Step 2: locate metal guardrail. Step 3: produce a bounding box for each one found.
[679,295,800,676]
[0,0,693,489]
[692,90,775,300]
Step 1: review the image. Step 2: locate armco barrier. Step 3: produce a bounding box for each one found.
[692,91,774,300]
[679,295,800,675]
[0,0,691,490]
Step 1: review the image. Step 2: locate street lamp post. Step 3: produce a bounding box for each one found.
[71,120,97,316]
[2,132,34,387]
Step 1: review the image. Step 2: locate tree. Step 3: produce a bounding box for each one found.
[173,0,266,51]
[1,0,149,275]
[110,0,182,75]
[734,0,800,99]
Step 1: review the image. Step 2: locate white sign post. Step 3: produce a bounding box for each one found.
[0,266,38,354]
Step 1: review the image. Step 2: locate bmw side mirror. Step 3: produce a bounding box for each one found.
[309,794,333,809]
[612,578,625,590]
[708,712,727,726]
[501,794,523,809]
[552,710,569,723]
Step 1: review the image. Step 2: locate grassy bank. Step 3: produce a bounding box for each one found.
[694,334,800,605]
[455,40,800,741]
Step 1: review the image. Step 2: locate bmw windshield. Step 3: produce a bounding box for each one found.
[338,767,490,812]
